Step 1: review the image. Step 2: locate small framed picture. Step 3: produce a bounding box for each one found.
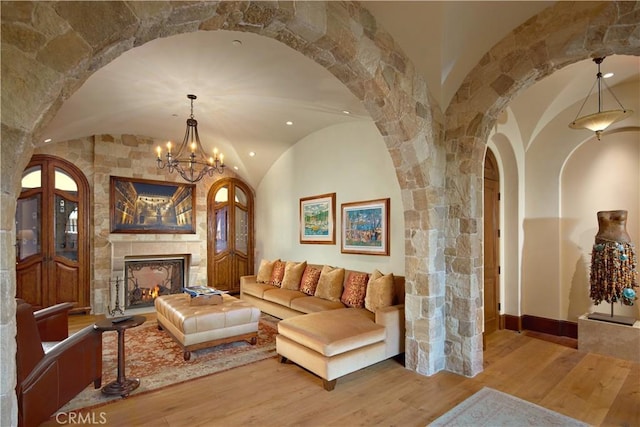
[299,193,336,244]
[341,198,390,255]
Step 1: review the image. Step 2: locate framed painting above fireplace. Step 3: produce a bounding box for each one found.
[110,176,195,234]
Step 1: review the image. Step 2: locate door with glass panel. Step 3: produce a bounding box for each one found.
[15,155,90,312]
[207,178,254,293]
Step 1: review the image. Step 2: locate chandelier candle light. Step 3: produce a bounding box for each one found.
[156,94,225,183]
[569,57,633,141]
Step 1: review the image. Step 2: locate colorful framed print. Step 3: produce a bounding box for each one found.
[110,176,195,234]
[341,198,390,255]
[299,193,336,244]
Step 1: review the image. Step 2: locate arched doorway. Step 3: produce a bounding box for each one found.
[207,178,254,293]
[15,155,90,312]
[483,148,500,338]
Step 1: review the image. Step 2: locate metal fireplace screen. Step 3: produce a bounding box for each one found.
[125,256,185,309]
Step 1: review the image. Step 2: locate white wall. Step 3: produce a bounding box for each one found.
[561,133,640,320]
[255,121,405,275]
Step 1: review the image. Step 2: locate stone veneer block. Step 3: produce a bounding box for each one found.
[578,314,640,363]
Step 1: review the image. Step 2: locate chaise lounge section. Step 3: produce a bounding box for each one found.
[240,260,405,390]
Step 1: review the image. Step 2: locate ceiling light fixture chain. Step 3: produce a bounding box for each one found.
[156,94,225,183]
[568,57,633,141]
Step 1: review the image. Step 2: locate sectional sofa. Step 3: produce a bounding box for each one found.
[240,260,405,390]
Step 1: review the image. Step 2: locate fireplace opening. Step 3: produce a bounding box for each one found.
[124,255,187,309]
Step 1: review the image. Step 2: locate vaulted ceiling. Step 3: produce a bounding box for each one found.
[42,1,639,188]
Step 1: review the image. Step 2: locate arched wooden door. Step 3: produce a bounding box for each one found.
[207,178,254,293]
[483,148,501,337]
[15,155,90,312]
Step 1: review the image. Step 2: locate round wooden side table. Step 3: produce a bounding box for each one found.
[94,315,146,397]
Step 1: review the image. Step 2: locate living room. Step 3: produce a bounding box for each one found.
[3,1,639,426]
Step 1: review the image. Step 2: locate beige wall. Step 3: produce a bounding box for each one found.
[256,121,405,275]
[492,78,640,323]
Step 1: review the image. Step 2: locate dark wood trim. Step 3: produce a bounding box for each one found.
[502,314,522,332]
[522,314,578,339]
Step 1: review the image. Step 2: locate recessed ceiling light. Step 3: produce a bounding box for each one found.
[44,138,52,143]
[603,72,614,79]
[249,151,256,157]
[233,166,239,170]
[232,39,242,46]
[286,121,293,126]
[342,110,351,115]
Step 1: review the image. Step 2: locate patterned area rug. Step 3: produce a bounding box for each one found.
[60,315,278,413]
[429,387,589,426]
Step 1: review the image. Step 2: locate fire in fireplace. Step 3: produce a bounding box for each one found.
[124,255,187,309]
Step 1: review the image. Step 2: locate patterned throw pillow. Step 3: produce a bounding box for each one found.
[314,265,345,302]
[270,260,286,287]
[256,259,278,283]
[281,261,307,290]
[364,269,395,312]
[340,271,369,308]
[300,266,321,295]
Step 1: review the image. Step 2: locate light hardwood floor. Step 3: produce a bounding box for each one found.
[46,314,639,427]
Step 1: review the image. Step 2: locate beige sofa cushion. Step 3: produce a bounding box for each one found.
[365,270,395,312]
[290,296,346,314]
[256,259,278,283]
[277,308,381,357]
[281,261,307,290]
[263,288,306,307]
[314,265,345,302]
[242,281,276,299]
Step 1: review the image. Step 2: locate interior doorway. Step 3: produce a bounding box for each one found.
[483,148,501,338]
[207,178,254,293]
[15,155,90,312]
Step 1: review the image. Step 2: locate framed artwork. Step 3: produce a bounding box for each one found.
[299,192,336,244]
[110,176,196,234]
[341,198,390,255]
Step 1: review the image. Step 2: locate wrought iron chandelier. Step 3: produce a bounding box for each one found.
[156,94,225,183]
[569,57,633,141]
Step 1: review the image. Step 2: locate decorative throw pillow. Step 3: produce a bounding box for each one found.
[281,261,307,290]
[300,266,322,295]
[364,269,395,312]
[270,260,286,286]
[314,265,345,302]
[256,259,278,283]
[340,271,369,308]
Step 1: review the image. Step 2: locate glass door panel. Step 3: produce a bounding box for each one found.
[235,206,248,255]
[215,206,229,253]
[16,195,41,261]
[55,195,79,261]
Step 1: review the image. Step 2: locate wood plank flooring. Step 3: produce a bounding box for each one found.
[47,314,639,427]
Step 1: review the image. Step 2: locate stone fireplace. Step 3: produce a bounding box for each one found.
[108,240,202,313]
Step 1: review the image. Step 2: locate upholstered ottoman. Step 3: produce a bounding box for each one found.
[155,293,260,360]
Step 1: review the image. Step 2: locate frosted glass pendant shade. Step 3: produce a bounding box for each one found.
[569,109,633,132]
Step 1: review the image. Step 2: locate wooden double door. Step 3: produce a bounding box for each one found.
[207,178,254,293]
[484,148,500,336]
[15,155,90,312]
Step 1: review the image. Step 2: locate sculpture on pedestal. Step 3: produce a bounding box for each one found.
[589,210,638,324]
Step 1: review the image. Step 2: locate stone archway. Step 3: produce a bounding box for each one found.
[442,1,640,376]
[1,2,440,423]
[2,1,639,423]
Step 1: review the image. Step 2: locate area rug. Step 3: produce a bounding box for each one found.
[429,387,589,426]
[60,314,278,412]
